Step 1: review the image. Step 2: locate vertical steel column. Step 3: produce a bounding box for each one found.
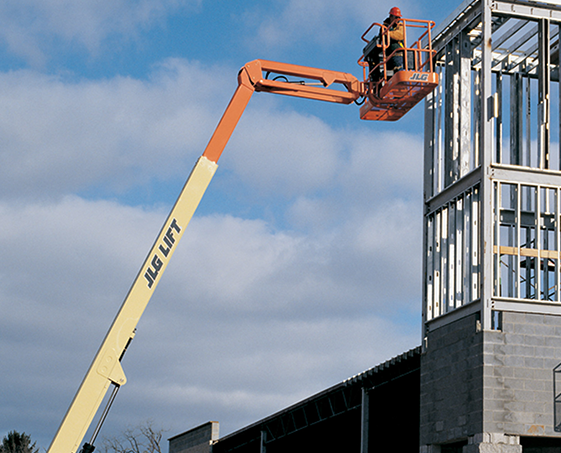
[510,73,523,165]
[456,197,464,308]
[481,0,494,330]
[445,39,460,187]
[496,72,503,163]
[509,184,517,297]
[494,182,500,297]
[426,215,435,323]
[517,182,522,299]
[460,30,472,176]
[474,71,482,168]
[449,203,457,311]
[526,76,532,167]
[465,191,473,304]
[537,187,542,299]
[436,65,444,193]
[473,187,481,302]
[435,211,442,317]
[425,89,437,200]
[442,206,449,314]
[423,90,437,326]
[557,188,560,301]
[260,430,267,453]
[360,388,369,453]
[538,18,551,169]
[559,25,561,171]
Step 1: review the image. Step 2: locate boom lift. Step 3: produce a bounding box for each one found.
[47,17,438,453]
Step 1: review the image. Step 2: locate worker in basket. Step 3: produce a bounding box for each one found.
[382,7,405,72]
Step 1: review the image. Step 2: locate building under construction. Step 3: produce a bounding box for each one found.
[169,0,561,451]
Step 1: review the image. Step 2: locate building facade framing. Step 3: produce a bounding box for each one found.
[422,0,561,451]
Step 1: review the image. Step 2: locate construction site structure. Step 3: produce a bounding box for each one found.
[422,0,561,451]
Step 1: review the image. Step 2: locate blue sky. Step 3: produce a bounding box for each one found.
[0,0,459,450]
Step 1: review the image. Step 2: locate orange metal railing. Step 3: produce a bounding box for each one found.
[358,18,436,95]
[358,17,438,121]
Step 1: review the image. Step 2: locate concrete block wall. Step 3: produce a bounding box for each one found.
[169,422,219,453]
[420,313,484,446]
[421,310,561,450]
[483,311,561,437]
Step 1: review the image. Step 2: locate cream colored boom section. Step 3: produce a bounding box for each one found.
[47,156,218,453]
[47,59,363,453]
[47,64,262,453]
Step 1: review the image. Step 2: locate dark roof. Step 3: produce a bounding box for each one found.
[213,345,422,451]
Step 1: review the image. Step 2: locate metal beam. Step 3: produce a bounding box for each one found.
[431,0,481,54]
[360,388,369,453]
[538,18,551,169]
[460,30,473,177]
[445,39,461,187]
[481,0,495,330]
[491,0,561,21]
[510,73,523,165]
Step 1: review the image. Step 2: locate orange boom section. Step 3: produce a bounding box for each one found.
[202,59,364,163]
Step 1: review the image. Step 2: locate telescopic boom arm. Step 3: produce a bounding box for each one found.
[47,59,366,453]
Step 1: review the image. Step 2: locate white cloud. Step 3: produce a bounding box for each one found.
[0,190,420,446]
[121,315,418,436]
[0,59,233,199]
[343,130,424,202]
[284,129,424,234]
[251,0,421,51]
[226,107,343,196]
[161,200,421,320]
[0,0,199,65]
